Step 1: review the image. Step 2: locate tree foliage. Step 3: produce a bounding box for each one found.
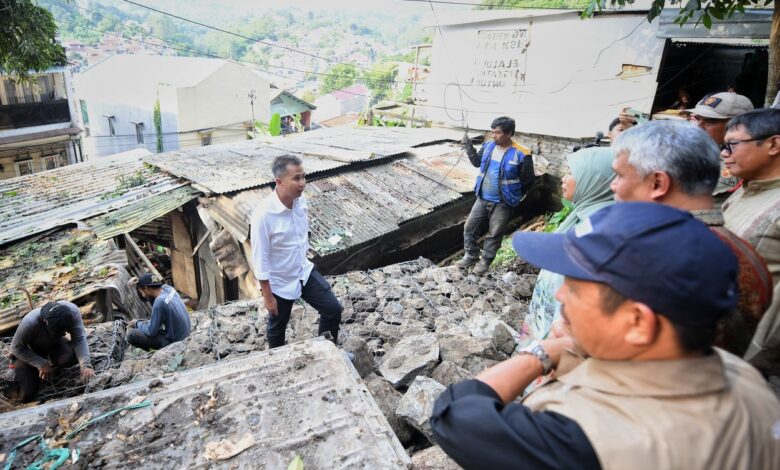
[1,0,66,82]
[321,63,359,92]
[581,0,772,29]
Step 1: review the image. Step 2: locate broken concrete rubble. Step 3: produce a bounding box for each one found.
[2,257,539,463]
[411,445,463,470]
[396,376,446,443]
[0,340,412,469]
[366,374,415,444]
[379,333,440,388]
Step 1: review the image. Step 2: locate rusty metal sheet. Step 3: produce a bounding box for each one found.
[0,153,185,247]
[0,228,129,333]
[86,186,200,240]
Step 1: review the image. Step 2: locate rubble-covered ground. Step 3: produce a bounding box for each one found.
[3,258,538,467]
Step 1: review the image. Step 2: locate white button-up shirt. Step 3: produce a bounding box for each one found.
[250,191,314,300]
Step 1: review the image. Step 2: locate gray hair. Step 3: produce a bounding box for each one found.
[727,108,780,139]
[612,120,720,196]
[271,155,303,178]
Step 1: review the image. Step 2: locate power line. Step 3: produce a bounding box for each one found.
[399,0,584,9]
[121,0,380,73]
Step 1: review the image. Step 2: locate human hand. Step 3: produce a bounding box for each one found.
[461,134,471,148]
[81,367,95,383]
[549,319,570,339]
[128,319,138,328]
[127,276,139,288]
[38,363,54,380]
[539,336,575,369]
[264,296,278,317]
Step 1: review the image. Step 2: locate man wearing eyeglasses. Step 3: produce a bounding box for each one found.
[722,108,780,377]
[686,92,754,198]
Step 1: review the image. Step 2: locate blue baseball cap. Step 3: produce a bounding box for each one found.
[512,202,738,327]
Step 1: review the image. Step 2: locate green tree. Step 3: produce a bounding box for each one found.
[1,0,66,83]
[580,0,777,105]
[321,63,359,92]
[362,62,397,105]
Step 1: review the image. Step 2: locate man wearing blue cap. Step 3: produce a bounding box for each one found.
[430,203,780,469]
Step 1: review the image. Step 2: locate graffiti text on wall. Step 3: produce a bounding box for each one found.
[470,29,528,88]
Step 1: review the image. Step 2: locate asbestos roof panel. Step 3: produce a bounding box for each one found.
[0,339,411,468]
[401,145,479,194]
[0,228,127,333]
[86,186,200,240]
[145,143,348,194]
[203,158,463,256]
[0,153,185,247]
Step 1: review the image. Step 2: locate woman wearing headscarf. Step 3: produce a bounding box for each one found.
[519,146,617,343]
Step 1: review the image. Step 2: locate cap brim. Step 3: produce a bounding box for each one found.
[687,105,728,120]
[511,231,597,281]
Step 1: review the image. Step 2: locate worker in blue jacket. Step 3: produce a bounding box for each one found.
[127,273,191,351]
[458,116,535,275]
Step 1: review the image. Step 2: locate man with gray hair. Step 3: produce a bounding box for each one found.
[610,120,772,357]
[250,155,342,348]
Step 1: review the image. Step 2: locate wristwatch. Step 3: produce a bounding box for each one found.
[519,341,554,375]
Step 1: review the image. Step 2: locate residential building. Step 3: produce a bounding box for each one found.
[270,87,316,132]
[313,84,369,123]
[75,55,270,158]
[422,8,771,140]
[0,66,83,180]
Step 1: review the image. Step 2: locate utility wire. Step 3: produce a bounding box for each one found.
[121,0,380,73]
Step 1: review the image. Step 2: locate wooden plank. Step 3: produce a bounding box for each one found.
[169,211,199,299]
[123,233,162,279]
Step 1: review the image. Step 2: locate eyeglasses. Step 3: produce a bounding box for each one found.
[720,136,773,153]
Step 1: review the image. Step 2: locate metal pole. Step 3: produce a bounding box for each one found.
[248,89,257,139]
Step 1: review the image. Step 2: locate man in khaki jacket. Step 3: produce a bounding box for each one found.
[722,108,780,375]
[431,203,780,470]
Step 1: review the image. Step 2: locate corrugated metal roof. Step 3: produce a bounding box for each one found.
[144,127,464,194]
[0,228,127,333]
[658,9,771,39]
[145,142,349,194]
[86,186,200,240]
[0,153,185,247]
[203,155,464,256]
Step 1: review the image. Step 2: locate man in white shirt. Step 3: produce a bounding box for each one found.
[250,155,343,348]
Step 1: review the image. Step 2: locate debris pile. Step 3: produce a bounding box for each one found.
[3,258,538,464]
[0,340,411,468]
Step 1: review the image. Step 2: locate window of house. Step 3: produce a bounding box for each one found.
[14,160,34,177]
[132,122,144,144]
[105,115,116,136]
[3,80,18,105]
[201,133,212,146]
[38,75,54,101]
[42,155,59,171]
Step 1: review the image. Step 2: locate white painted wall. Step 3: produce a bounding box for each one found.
[312,95,342,122]
[176,62,270,132]
[423,12,665,138]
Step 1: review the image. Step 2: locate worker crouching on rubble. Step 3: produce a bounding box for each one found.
[430,203,780,469]
[9,301,94,403]
[127,273,191,351]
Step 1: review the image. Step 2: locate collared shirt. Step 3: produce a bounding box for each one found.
[11,301,91,369]
[136,285,191,342]
[250,190,314,300]
[431,379,600,470]
[723,177,780,285]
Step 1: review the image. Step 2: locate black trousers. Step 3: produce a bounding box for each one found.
[267,270,342,349]
[13,338,77,403]
[127,328,172,352]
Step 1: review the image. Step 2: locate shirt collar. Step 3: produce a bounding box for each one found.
[267,190,296,214]
[691,209,724,227]
[744,176,780,193]
[556,349,727,397]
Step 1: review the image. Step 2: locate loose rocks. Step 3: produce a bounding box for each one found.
[379,333,439,388]
[396,376,446,443]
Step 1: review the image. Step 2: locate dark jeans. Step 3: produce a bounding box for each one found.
[127,328,172,352]
[13,338,77,403]
[463,197,514,262]
[267,270,342,349]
